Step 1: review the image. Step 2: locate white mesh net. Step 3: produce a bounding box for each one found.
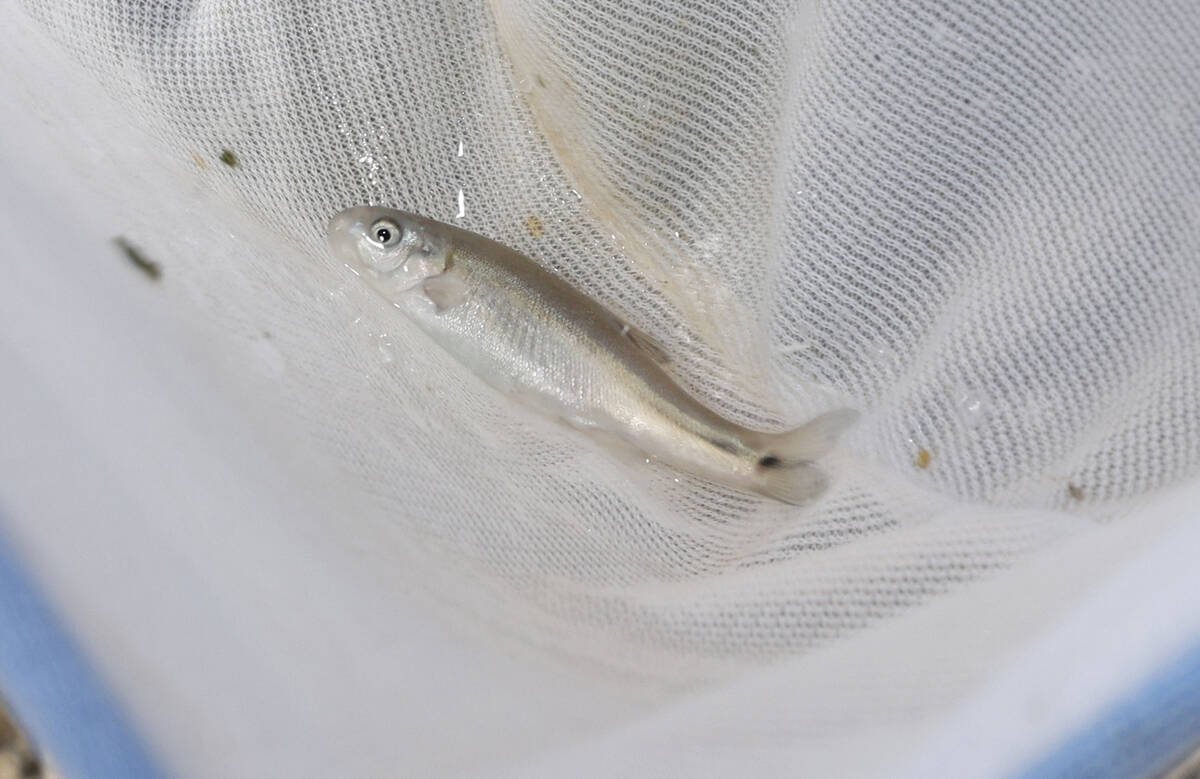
[2,0,1199,776]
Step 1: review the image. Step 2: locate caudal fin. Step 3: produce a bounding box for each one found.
[755,408,859,467]
[757,463,829,505]
[751,408,859,506]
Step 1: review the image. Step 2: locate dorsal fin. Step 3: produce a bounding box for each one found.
[617,319,673,364]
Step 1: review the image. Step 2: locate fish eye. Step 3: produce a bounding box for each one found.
[369,218,402,247]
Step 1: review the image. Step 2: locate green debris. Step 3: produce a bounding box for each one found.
[219,148,240,168]
[113,236,162,281]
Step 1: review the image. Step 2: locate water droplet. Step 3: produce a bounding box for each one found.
[954,386,993,430]
[868,340,899,372]
[378,338,394,363]
[456,140,465,158]
[455,189,465,219]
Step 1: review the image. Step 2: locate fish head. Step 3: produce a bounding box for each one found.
[328,206,451,298]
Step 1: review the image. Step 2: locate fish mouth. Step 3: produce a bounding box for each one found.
[327,207,374,270]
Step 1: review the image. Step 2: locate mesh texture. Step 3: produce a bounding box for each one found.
[3,0,1200,775]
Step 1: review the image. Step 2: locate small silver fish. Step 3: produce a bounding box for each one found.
[327,206,857,504]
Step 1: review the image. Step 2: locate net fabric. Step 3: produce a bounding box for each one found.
[18,0,1199,674]
[5,0,1200,772]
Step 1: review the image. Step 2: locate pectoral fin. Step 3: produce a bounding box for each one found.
[423,273,469,312]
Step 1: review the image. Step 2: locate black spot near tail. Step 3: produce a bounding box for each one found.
[758,455,782,468]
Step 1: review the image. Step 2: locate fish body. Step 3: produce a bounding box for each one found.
[327,206,856,504]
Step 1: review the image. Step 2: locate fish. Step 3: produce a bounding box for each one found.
[327,206,857,504]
